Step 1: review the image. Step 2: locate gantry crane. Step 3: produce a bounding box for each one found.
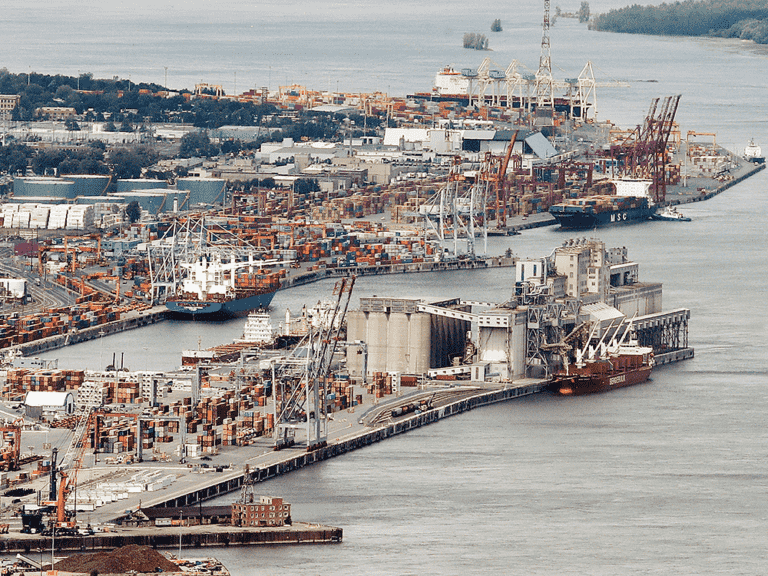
[272,277,356,451]
[493,130,519,229]
[610,95,681,203]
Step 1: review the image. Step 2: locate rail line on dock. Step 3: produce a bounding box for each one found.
[139,381,547,513]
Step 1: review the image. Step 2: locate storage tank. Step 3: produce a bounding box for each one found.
[116,178,167,192]
[111,191,174,215]
[176,177,226,206]
[74,195,122,206]
[64,174,112,197]
[0,278,26,298]
[13,177,76,199]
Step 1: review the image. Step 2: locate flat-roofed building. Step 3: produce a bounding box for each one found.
[232,496,291,527]
[0,95,20,114]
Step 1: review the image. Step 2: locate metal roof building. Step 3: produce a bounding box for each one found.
[23,391,75,418]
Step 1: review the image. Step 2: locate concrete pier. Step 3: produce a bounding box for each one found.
[7,307,168,356]
[281,255,515,288]
[83,382,547,521]
[0,522,342,554]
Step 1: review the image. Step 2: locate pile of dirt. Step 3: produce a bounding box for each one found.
[53,544,179,574]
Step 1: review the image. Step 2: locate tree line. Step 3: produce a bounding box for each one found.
[589,0,768,44]
[463,33,490,50]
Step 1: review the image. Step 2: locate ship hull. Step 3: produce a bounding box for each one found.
[549,205,655,229]
[166,290,277,319]
[548,365,652,396]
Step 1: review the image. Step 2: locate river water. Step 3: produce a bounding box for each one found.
[13,1,768,573]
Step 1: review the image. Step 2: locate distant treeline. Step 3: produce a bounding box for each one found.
[590,0,768,44]
[463,33,490,50]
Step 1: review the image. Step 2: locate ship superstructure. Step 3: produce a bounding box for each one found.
[147,217,289,318]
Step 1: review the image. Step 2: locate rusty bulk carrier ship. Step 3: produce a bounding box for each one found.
[548,318,655,395]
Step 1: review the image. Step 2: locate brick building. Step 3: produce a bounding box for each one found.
[0,95,20,114]
[232,496,291,527]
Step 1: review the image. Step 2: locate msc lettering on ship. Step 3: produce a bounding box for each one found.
[610,212,628,222]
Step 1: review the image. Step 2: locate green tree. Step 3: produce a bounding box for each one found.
[578,2,590,23]
[125,200,142,223]
[179,132,218,158]
[110,149,143,179]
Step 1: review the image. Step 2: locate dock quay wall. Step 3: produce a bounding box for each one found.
[671,163,765,206]
[0,523,342,554]
[654,347,694,366]
[145,382,545,513]
[8,308,167,357]
[282,255,514,288]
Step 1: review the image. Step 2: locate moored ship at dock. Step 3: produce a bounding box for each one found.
[549,178,656,229]
[548,316,655,395]
[744,139,765,164]
[549,195,656,229]
[548,344,654,395]
[166,254,284,318]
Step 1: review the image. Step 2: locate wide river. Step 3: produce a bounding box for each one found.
[11,0,768,573]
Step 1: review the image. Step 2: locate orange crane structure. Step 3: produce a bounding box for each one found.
[46,408,95,533]
[0,419,22,471]
[491,130,519,229]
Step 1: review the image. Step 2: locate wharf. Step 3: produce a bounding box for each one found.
[6,306,168,357]
[52,381,546,525]
[283,254,514,288]
[666,160,765,206]
[0,522,342,554]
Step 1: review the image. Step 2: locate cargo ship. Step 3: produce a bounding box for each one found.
[744,139,765,164]
[548,344,654,395]
[549,179,656,229]
[408,65,582,115]
[548,317,655,395]
[166,254,284,318]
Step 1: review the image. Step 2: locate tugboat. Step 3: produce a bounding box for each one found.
[744,139,765,164]
[651,205,691,222]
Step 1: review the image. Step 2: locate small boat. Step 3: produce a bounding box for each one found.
[651,205,691,222]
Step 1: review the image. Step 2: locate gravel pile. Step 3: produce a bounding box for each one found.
[53,544,179,574]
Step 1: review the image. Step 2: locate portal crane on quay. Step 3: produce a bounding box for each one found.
[609,94,681,203]
[272,277,355,452]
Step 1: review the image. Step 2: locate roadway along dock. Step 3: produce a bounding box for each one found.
[60,381,547,525]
